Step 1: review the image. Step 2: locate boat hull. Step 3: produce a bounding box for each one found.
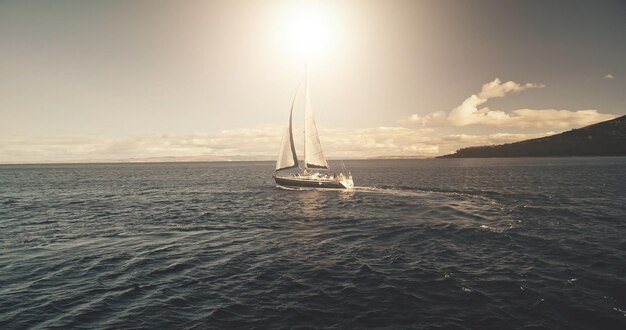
[274,176,351,189]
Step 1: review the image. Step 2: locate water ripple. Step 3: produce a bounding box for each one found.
[1,159,625,329]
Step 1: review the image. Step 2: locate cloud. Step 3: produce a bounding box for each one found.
[320,127,439,157]
[0,126,438,163]
[604,73,614,79]
[404,78,615,129]
[432,131,558,155]
[477,78,544,99]
[440,132,555,145]
[406,111,448,127]
[0,127,285,163]
[498,109,614,129]
[0,125,562,163]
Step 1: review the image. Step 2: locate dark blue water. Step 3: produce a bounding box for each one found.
[1,158,625,329]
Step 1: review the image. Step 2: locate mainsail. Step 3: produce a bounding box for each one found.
[303,72,329,169]
[275,91,299,171]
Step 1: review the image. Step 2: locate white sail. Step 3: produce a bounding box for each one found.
[304,72,329,169]
[275,95,299,171]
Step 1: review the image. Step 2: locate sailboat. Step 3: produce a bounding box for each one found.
[273,70,354,189]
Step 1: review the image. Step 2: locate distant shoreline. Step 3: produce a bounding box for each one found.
[438,115,626,159]
[4,155,626,166]
[0,157,426,166]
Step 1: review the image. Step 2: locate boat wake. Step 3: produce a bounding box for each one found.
[352,186,432,197]
[353,185,502,204]
[276,184,499,203]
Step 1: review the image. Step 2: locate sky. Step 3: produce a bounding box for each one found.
[1,0,625,163]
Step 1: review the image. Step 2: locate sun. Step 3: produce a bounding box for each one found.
[281,2,336,62]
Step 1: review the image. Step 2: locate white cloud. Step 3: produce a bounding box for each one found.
[432,131,559,155]
[440,132,555,145]
[0,126,554,163]
[478,78,544,99]
[320,127,439,157]
[0,126,438,163]
[406,111,448,127]
[0,125,563,163]
[0,127,285,163]
[404,78,615,129]
[604,73,614,79]
[501,109,614,129]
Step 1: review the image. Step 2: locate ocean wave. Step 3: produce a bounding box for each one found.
[1,159,625,329]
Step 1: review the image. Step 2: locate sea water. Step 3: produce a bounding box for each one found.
[1,158,625,328]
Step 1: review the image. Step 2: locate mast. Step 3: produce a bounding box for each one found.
[303,66,309,172]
